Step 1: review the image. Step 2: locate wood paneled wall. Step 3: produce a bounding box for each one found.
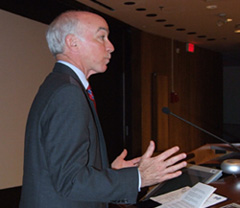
[131,31,223,154]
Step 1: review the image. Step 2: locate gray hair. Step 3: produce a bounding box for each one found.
[46,11,82,56]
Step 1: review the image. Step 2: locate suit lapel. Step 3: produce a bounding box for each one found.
[53,63,109,168]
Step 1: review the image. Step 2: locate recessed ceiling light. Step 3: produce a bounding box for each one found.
[198,35,207,38]
[206,5,217,9]
[156,19,166,22]
[159,6,164,10]
[164,24,174,27]
[218,13,226,17]
[226,18,233,23]
[136,8,146,11]
[187,32,197,35]
[146,13,157,17]
[124,1,135,5]
[207,38,216,41]
[176,28,186,31]
[234,24,240,33]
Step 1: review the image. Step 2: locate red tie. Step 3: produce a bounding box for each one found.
[87,85,97,111]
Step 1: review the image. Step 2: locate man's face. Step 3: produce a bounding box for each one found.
[76,13,115,78]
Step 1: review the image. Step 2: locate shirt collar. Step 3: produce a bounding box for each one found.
[57,60,89,89]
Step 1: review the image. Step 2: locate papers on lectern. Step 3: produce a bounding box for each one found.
[151,182,227,208]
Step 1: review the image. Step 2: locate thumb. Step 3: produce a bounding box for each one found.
[142,140,155,159]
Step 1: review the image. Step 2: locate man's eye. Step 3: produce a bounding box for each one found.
[100,35,105,40]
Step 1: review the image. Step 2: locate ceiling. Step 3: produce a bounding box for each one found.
[77,0,240,65]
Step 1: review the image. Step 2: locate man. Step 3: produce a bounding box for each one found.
[19,10,187,208]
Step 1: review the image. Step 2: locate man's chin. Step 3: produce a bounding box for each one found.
[100,65,108,73]
[89,67,108,77]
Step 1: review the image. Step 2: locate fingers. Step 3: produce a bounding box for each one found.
[139,144,187,188]
[168,161,187,173]
[161,160,187,181]
[160,150,187,178]
[157,146,180,161]
[165,152,187,168]
[161,170,183,181]
[118,149,127,159]
[141,140,155,159]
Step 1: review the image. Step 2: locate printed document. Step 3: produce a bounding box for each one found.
[151,182,227,208]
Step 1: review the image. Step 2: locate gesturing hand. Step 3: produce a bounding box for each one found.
[111,149,141,170]
[138,141,187,188]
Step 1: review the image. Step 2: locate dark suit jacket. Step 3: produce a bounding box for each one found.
[19,63,139,208]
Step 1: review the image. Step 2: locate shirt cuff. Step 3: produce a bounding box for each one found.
[138,168,141,191]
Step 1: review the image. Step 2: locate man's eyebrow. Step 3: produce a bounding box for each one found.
[97,27,109,33]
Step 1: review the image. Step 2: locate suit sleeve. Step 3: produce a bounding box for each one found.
[41,84,139,204]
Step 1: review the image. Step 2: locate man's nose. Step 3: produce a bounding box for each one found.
[106,40,114,53]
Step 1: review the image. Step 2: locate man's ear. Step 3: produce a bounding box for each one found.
[65,34,79,51]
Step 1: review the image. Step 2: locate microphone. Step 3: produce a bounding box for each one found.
[162,107,240,153]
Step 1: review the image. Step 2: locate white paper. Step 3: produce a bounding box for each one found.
[202,193,227,207]
[151,186,190,204]
[181,182,216,207]
[151,182,226,208]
